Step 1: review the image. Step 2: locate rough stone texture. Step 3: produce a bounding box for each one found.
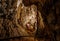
[0,0,18,39]
[0,0,60,41]
[0,0,37,39]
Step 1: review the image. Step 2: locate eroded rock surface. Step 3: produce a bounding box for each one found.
[0,0,60,41]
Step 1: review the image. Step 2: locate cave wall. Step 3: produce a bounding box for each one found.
[0,0,60,41]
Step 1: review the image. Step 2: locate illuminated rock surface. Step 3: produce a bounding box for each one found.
[0,0,60,41]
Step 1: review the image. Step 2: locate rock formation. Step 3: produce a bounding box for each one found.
[0,0,60,41]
